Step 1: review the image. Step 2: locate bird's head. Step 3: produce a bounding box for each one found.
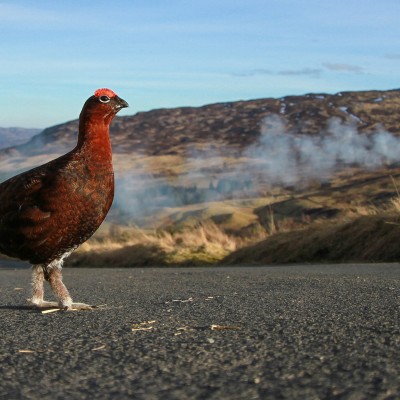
[81,88,129,125]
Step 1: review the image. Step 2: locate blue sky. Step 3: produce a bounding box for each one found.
[1,0,400,128]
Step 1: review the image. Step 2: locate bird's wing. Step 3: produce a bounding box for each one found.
[0,168,56,258]
[0,168,48,215]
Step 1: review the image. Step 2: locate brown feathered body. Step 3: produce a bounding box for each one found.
[0,89,128,310]
[0,143,114,264]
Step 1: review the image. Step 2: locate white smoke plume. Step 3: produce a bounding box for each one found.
[7,112,400,225]
[244,115,400,186]
[105,114,400,222]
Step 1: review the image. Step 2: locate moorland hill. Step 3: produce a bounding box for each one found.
[2,89,400,265]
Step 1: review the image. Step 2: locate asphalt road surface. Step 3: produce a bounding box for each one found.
[0,262,399,399]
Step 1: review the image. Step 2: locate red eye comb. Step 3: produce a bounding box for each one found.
[94,88,117,98]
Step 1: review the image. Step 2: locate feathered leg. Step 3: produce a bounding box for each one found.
[48,262,94,310]
[28,262,93,310]
[47,266,73,309]
[28,264,59,308]
[28,265,47,305]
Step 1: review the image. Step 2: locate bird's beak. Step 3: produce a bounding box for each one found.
[115,96,129,111]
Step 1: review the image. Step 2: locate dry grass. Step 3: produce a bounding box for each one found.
[224,184,400,265]
[224,211,400,264]
[68,220,240,267]
[67,173,400,267]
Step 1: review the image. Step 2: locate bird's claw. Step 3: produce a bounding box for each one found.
[27,298,59,309]
[58,297,96,310]
[27,298,96,311]
[66,302,96,311]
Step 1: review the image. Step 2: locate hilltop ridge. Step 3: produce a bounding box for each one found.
[0,127,41,150]
[3,88,400,158]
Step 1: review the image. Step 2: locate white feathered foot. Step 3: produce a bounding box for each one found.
[28,263,94,310]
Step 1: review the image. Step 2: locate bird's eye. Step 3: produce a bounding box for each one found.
[99,95,110,103]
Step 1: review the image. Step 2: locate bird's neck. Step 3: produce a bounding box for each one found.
[76,112,113,166]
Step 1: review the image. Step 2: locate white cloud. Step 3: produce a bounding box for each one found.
[278,68,322,77]
[323,63,365,74]
[232,67,322,78]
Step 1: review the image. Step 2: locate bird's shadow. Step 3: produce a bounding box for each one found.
[0,305,41,312]
[0,304,105,312]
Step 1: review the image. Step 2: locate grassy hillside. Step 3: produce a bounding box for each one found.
[223,213,400,265]
[67,169,400,267]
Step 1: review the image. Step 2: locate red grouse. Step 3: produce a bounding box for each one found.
[0,88,128,310]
